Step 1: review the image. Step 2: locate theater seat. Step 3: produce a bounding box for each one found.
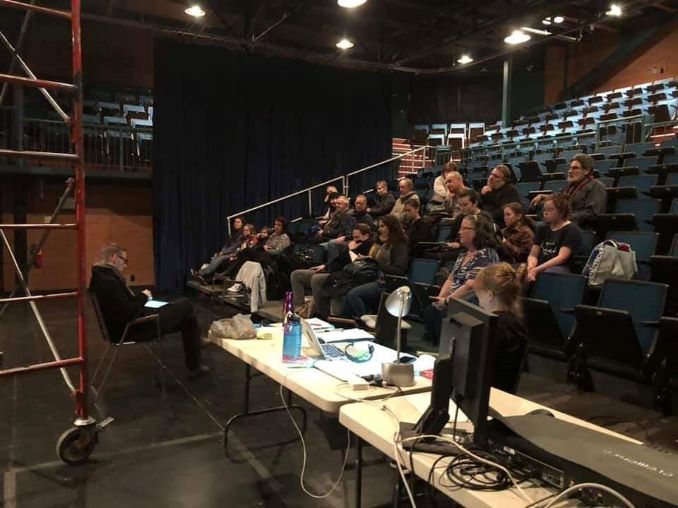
[571,279,669,411]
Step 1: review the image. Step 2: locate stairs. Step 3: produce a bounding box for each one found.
[392,138,433,176]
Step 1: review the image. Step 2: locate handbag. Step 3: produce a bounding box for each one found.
[320,258,379,298]
[582,240,637,288]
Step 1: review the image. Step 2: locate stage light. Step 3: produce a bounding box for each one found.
[606,3,622,16]
[542,18,552,25]
[504,30,531,45]
[338,0,367,8]
[185,4,206,17]
[553,16,564,23]
[457,54,473,65]
[336,38,354,50]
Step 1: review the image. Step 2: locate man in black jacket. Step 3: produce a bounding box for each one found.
[367,180,395,217]
[89,243,209,379]
[480,164,522,226]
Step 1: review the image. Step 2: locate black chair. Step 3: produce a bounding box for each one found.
[571,279,669,410]
[90,292,167,402]
[523,273,587,370]
[650,234,678,317]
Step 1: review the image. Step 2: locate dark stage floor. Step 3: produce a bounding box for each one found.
[1,298,676,508]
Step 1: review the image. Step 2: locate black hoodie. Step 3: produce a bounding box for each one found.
[90,264,148,341]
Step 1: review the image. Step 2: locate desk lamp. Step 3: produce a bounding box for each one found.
[382,286,415,387]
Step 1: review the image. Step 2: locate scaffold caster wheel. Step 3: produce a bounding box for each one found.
[56,426,97,466]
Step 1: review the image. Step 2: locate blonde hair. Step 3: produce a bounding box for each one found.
[475,263,527,319]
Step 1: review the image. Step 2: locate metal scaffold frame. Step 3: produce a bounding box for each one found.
[0,0,108,465]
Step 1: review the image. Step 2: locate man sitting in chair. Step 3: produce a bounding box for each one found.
[89,243,209,379]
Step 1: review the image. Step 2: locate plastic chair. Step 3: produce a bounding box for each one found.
[523,273,587,364]
[617,174,658,198]
[408,258,440,285]
[360,292,411,350]
[614,198,662,231]
[90,292,167,402]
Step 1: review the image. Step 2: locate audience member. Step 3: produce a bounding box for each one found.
[501,202,535,263]
[343,215,409,319]
[474,263,527,393]
[428,161,458,212]
[443,171,466,218]
[291,224,373,318]
[480,164,522,225]
[263,216,291,255]
[194,222,257,279]
[222,216,246,256]
[390,177,419,223]
[367,180,395,217]
[527,194,583,282]
[403,198,433,258]
[530,154,606,225]
[315,195,356,242]
[349,194,375,229]
[90,243,209,379]
[443,189,494,250]
[422,214,500,344]
[317,185,339,223]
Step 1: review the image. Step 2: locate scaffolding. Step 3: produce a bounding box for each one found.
[0,0,106,465]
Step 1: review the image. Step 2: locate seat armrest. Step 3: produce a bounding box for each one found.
[640,320,660,328]
[120,314,161,343]
[129,314,160,326]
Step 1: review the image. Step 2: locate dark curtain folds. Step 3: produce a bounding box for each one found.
[153,39,392,294]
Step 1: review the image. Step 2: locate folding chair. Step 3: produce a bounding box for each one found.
[90,292,167,402]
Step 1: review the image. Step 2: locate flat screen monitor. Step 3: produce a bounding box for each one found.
[414,297,498,445]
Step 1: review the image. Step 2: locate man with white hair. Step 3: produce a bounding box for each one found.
[90,243,209,379]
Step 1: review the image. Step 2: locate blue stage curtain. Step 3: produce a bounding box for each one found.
[153,39,393,294]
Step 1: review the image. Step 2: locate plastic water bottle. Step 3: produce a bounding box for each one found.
[282,291,294,325]
[282,315,302,364]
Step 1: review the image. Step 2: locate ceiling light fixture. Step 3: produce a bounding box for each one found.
[542,17,552,25]
[457,54,474,65]
[606,3,622,16]
[185,4,206,17]
[504,29,531,45]
[521,26,551,36]
[336,38,354,50]
[553,16,564,23]
[338,0,367,8]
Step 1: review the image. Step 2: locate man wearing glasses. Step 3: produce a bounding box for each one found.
[89,243,209,379]
[480,164,522,226]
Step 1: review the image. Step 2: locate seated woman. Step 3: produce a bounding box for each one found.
[422,214,500,344]
[262,216,291,256]
[343,215,409,319]
[474,263,528,393]
[191,216,245,280]
[527,194,583,282]
[290,224,373,318]
[501,202,535,263]
[530,154,606,226]
[196,223,258,281]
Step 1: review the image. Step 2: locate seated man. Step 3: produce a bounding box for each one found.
[90,243,209,379]
[348,194,374,229]
[480,164,522,226]
[443,171,466,218]
[390,177,419,224]
[367,180,395,217]
[290,224,373,318]
[315,195,356,243]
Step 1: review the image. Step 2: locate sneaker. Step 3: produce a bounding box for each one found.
[227,283,243,293]
[187,364,210,379]
[200,263,209,270]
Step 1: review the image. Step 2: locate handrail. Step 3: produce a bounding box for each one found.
[226,145,429,235]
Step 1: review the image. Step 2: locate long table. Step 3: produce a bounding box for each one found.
[339,390,642,508]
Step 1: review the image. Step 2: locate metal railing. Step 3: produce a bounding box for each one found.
[0,106,152,171]
[226,145,430,235]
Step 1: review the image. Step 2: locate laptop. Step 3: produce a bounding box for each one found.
[301,319,347,360]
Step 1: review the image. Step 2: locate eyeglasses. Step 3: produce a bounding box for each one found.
[118,254,129,264]
[489,172,504,179]
[460,226,476,231]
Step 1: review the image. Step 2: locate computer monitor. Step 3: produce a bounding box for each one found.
[410,297,498,446]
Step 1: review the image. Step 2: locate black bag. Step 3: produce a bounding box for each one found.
[320,258,379,298]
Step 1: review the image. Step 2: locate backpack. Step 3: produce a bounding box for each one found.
[582,240,637,288]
